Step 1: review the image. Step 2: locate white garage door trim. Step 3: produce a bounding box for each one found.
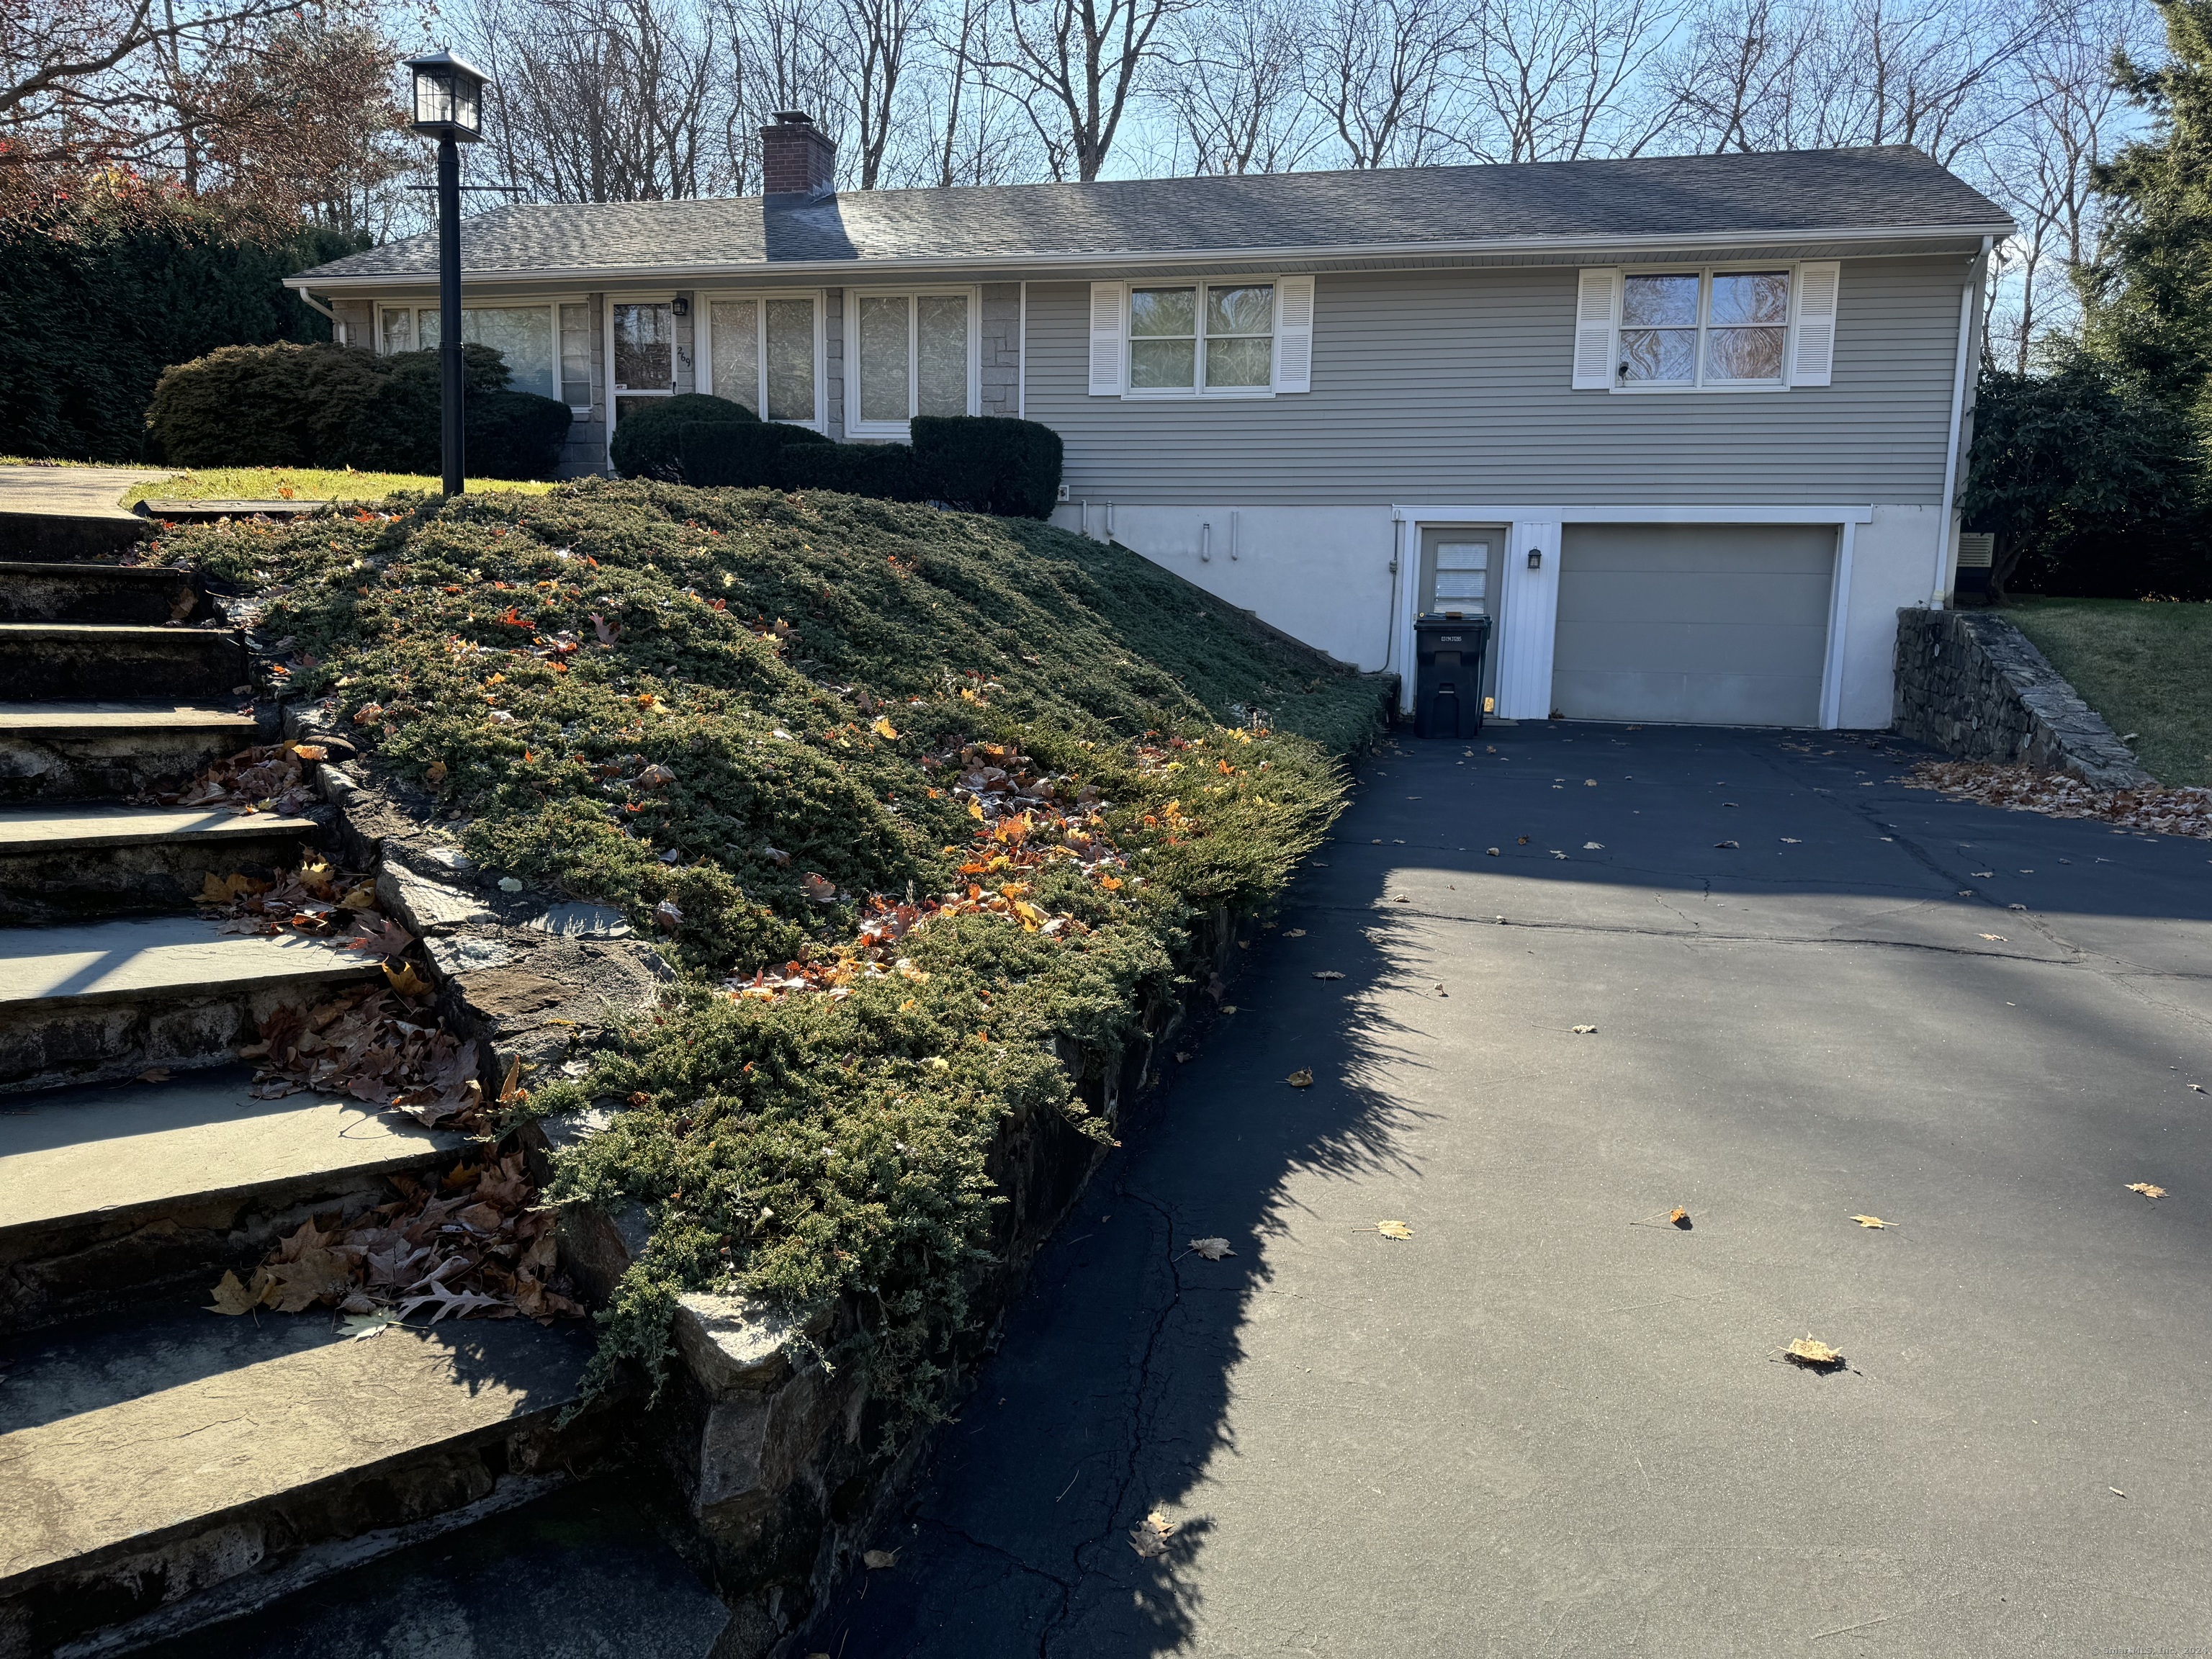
[1390,504,1871,728]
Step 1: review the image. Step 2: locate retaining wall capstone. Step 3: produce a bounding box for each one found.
[1893,607,2153,789]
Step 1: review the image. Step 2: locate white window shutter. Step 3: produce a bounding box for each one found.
[1571,269,1618,390]
[1274,275,1316,392]
[1791,261,1840,386]
[1088,282,1125,395]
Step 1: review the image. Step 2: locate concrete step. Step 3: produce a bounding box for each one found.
[0,1066,468,1332]
[0,561,207,625]
[0,623,248,703]
[0,703,259,804]
[0,509,150,564]
[0,806,319,925]
[0,1299,599,1657]
[0,914,378,1094]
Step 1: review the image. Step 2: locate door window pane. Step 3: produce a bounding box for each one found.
[1431,541,1488,607]
[559,302,593,408]
[380,308,414,354]
[612,302,673,392]
[1130,287,1196,390]
[765,298,815,422]
[462,306,554,399]
[917,295,968,416]
[858,296,910,423]
[710,299,760,413]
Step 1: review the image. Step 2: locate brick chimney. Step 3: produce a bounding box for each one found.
[762,112,836,195]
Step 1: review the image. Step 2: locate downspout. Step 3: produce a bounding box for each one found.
[1931,236,1989,609]
[295,287,343,343]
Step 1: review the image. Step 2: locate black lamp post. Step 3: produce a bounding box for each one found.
[405,50,488,497]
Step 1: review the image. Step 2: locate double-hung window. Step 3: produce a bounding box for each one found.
[1130,283,1274,393]
[376,301,580,408]
[1572,261,1839,392]
[847,289,976,437]
[701,292,822,427]
[610,298,676,430]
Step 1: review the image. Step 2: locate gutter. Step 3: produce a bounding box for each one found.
[282,217,2020,292]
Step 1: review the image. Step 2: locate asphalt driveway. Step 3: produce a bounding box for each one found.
[811,720,2212,1658]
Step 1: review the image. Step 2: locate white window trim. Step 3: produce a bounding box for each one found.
[842,286,981,439]
[1608,264,1802,395]
[696,287,828,431]
[373,298,590,411]
[1121,276,1283,400]
[606,295,681,437]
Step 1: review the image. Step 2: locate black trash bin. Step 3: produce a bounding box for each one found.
[1413,613,1491,739]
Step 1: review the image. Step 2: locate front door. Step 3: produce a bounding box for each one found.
[1418,524,1506,712]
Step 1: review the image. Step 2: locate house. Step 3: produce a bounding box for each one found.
[286,114,2013,730]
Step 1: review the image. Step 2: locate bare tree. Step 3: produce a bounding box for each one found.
[1154,0,1320,173]
[841,0,914,186]
[1302,0,1466,167]
[991,0,1192,180]
[1458,0,1679,162]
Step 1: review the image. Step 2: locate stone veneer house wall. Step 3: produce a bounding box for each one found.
[290,115,2013,731]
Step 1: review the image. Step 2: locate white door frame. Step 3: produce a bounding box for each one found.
[1390,504,1874,728]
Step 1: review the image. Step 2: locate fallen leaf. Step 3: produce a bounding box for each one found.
[2126,1182,2167,1199]
[137,1066,172,1084]
[1583,841,1604,850]
[654,898,683,932]
[863,1548,900,1570]
[1714,840,1740,849]
[1668,1206,1690,1228]
[1190,1236,1235,1259]
[1313,970,1344,981]
[1571,1024,1597,1035]
[1283,928,1305,937]
[801,872,838,902]
[383,959,430,997]
[426,760,449,785]
[1979,933,2008,942]
[341,1310,403,1341]
[1780,837,1802,844]
[1784,1335,1845,1370]
[1129,1511,1177,1559]
[207,1269,265,1315]
[1376,1220,1413,1239]
[2190,1084,2206,1094]
[1849,1215,1892,1228]
[871,716,901,739]
[1486,847,1501,856]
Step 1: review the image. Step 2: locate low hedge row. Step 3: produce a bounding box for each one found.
[145,340,573,480]
[621,403,1063,520]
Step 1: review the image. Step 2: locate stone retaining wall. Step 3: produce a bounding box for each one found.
[1893,607,2152,788]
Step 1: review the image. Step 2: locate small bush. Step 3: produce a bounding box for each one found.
[910,416,1063,518]
[610,393,756,480]
[775,439,925,500]
[148,340,570,480]
[678,420,830,487]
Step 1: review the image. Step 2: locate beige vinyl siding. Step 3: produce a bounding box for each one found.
[1025,256,1966,506]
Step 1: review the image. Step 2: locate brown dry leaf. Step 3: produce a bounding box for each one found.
[871,716,901,740]
[1190,1237,1235,1260]
[261,1248,356,1313]
[1571,1024,1598,1035]
[863,1548,900,1570]
[1283,928,1305,938]
[137,1066,173,1084]
[1313,970,1345,981]
[1285,1068,1313,1088]
[1850,1215,1892,1228]
[2126,1182,2167,1199]
[1128,1511,1177,1559]
[498,1056,526,1106]
[1784,1336,1844,1370]
[206,1269,266,1316]
[383,959,430,997]
[1979,933,2008,942]
[1668,1206,1690,1228]
[426,760,449,784]
[1376,1220,1414,1240]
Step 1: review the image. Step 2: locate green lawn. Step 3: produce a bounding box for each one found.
[2005,598,2212,786]
[118,467,559,507]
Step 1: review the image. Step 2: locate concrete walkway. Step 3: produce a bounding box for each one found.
[813,722,2212,1657]
[0,464,172,518]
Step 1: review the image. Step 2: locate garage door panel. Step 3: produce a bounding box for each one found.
[1553,573,1838,629]
[1551,524,1835,727]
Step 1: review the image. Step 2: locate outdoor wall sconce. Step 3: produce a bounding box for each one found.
[1527,548,1544,569]
[672,297,690,318]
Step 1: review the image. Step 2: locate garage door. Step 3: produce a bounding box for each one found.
[1550,523,1836,727]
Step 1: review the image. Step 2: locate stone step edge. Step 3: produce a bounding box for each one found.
[52,1473,570,1659]
[0,811,319,855]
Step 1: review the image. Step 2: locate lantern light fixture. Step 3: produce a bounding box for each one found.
[405,50,487,142]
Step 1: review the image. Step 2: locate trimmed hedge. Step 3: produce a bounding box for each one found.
[677,420,830,487]
[910,415,1062,518]
[608,394,755,480]
[775,439,925,500]
[146,341,572,480]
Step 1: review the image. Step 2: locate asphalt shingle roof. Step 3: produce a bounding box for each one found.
[297,145,2011,284]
